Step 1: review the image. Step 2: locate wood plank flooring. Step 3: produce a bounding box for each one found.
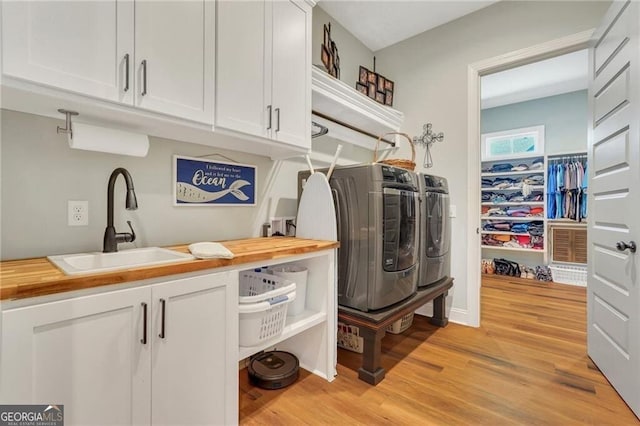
[239,275,639,425]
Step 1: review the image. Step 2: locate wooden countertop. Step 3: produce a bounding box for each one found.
[0,237,338,301]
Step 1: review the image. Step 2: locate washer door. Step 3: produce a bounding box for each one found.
[425,192,450,258]
[382,187,419,272]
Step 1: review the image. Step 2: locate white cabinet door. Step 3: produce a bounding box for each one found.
[1,0,134,104]
[151,271,238,426]
[271,0,311,149]
[134,0,214,124]
[215,0,270,138]
[0,287,151,426]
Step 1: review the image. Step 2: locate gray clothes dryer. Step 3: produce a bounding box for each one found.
[418,174,451,287]
[298,164,419,312]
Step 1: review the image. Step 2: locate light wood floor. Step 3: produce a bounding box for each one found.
[239,275,639,425]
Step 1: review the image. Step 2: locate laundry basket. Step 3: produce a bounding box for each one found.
[239,271,296,347]
[549,264,587,287]
[386,312,414,334]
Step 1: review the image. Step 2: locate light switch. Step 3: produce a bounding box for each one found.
[449,205,457,218]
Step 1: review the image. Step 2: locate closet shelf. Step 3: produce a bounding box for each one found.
[481,231,540,236]
[481,245,545,253]
[481,216,544,221]
[481,169,545,177]
[481,185,544,192]
[481,201,544,206]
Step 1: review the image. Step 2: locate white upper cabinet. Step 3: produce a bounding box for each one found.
[134,1,214,123]
[2,0,134,104]
[2,0,214,124]
[216,0,311,151]
[271,0,310,147]
[215,0,269,138]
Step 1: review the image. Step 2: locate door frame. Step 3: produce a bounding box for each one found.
[465,29,594,327]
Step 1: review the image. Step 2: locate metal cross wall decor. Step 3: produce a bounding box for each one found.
[413,123,444,168]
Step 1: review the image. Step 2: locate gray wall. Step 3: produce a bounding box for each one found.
[312,5,374,89]
[374,1,609,316]
[481,90,588,155]
[0,110,277,260]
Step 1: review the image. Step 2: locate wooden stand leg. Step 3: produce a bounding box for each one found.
[430,291,449,327]
[357,327,386,385]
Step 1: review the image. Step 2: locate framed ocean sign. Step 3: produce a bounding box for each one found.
[173,155,256,206]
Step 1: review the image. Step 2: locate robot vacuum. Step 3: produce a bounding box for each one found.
[248,351,299,390]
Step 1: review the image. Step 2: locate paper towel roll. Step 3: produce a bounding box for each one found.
[69,123,149,157]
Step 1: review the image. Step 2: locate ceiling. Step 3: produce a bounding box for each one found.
[317,0,499,51]
[481,49,589,109]
[317,1,588,109]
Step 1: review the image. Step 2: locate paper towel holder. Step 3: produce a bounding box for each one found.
[57,109,79,138]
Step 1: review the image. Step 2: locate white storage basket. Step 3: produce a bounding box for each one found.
[239,271,296,304]
[549,264,587,287]
[238,271,297,347]
[386,312,415,334]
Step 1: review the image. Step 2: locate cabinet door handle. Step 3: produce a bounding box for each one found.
[275,107,280,132]
[267,105,272,130]
[159,298,166,339]
[141,60,148,96]
[141,302,148,344]
[124,54,130,92]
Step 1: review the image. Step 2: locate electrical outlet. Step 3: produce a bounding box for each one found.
[68,200,88,226]
[270,216,296,236]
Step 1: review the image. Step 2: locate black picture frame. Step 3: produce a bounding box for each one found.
[375,91,385,104]
[321,45,330,71]
[377,75,385,90]
[356,82,368,95]
[385,90,393,106]
[385,79,394,92]
[367,82,377,98]
[323,24,330,48]
[367,71,377,84]
[359,66,369,84]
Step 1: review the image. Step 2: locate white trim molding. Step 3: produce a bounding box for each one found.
[465,29,594,328]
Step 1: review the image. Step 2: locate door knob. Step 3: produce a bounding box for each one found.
[616,240,637,253]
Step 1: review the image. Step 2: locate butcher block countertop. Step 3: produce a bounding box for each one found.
[0,237,338,301]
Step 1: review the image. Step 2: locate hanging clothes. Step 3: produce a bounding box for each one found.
[546,155,588,221]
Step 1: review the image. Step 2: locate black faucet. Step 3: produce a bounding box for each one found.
[103,168,138,253]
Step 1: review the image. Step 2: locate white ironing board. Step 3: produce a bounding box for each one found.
[295,172,337,241]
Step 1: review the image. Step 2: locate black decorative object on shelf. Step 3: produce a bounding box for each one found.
[357,57,394,106]
[321,23,340,79]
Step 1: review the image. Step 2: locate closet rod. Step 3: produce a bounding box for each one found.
[311,110,396,147]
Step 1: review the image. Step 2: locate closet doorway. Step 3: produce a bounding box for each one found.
[478,48,590,318]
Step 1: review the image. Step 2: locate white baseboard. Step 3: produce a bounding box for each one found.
[415,305,472,327]
[449,308,470,325]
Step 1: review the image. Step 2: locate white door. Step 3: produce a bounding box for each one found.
[270,0,311,149]
[151,272,238,426]
[588,0,640,418]
[134,0,214,124]
[215,0,271,139]
[1,0,134,103]
[0,287,151,426]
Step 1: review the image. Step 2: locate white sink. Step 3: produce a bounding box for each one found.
[48,247,194,276]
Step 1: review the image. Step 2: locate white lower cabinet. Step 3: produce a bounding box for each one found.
[0,271,238,426]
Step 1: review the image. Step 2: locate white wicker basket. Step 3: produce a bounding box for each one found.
[386,312,414,334]
[238,271,296,347]
[549,264,587,287]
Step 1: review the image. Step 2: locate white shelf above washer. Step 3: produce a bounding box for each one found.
[312,66,404,150]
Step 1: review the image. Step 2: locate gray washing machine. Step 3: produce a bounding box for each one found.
[298,164,419,312]
[418,174,451,287]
